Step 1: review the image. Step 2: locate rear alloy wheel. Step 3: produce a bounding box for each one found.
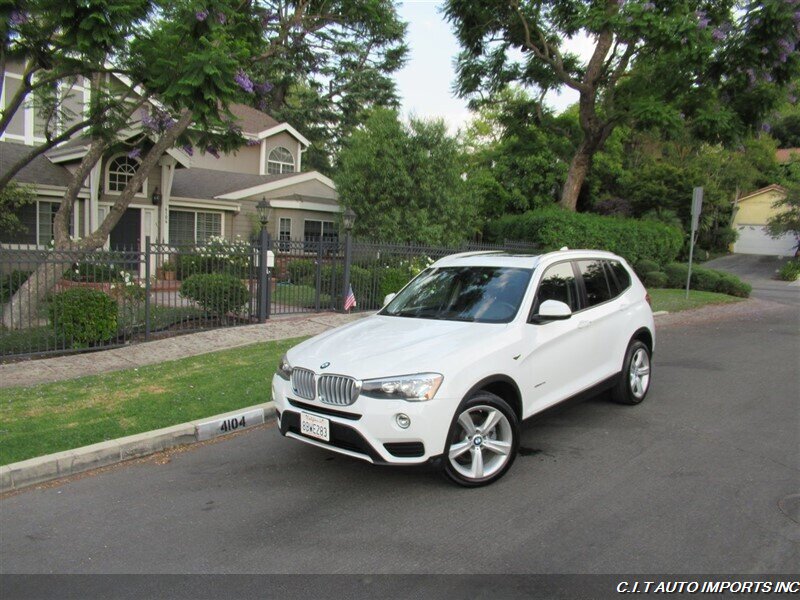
[611,340,651,405]
[443,392,519,487]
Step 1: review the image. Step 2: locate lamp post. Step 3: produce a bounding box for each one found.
[256,198,272,322]
[341,207,356,312]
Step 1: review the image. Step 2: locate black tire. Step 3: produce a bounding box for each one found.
[611,340,652,405]
[442,391,520,487]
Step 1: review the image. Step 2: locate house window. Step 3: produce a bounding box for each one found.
[106,155,145,194]
[304,220,337,244]
[0,200,68,246]
[278,217,291,250]
[169,210,222,245]
[267,146,295,174]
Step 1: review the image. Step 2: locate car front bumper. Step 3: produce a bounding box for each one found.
[272,375,455,465]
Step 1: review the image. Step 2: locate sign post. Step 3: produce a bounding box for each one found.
[686,187,703,299]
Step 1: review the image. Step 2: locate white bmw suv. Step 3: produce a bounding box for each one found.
[272,250,654,486]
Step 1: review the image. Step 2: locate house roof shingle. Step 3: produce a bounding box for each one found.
[229,104,279,134]
[170,167,298,200]
[1,140,74,187]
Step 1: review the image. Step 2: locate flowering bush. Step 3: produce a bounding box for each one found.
[177,236,253,279]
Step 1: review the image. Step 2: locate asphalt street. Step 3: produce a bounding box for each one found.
[705,254,799,308]
[1,304,798,575]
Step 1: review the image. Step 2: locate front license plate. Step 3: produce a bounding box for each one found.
[300,412,330,442]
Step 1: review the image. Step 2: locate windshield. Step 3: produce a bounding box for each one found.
[381,266,533,323]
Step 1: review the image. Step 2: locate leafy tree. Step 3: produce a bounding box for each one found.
[462,88,576,220]
[335,109,479,245]
[252,0,408,173]
[1,0,378,327]
[445,0,800,211]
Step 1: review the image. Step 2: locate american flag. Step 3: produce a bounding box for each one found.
[344,284,357,311]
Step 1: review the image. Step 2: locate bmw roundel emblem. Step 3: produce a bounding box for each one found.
[320,362,330,369]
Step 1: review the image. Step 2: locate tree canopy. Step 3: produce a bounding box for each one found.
[335,109,479,246]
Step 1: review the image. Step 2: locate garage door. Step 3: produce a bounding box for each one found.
[733,225,796,256]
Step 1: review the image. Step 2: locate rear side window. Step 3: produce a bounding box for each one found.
[607,260,631,295]
[533,262,580,313]
[576,260,612,307]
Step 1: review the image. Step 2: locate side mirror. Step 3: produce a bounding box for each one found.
[531,299,572,324]
[383,293,396,307]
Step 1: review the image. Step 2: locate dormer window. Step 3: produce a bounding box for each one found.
[106,154,146,195]
[267,146,295,174]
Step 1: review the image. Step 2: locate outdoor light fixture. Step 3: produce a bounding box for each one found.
[151,187,162,206]
[256,197,272,227]
[343,206,357,232]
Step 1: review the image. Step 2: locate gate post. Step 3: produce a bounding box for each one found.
[144,236,151,341]
[258,227,270,322]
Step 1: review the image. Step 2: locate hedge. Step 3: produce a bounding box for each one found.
[486,207,683,265]
[181,273,249,319]
[48,287,118,348]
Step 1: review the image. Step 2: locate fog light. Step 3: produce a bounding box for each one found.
[396,413,411,429]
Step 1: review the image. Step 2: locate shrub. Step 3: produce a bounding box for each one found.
[180,273,249,318]
[380,267,412,298]
[286,259,316,286]
[778,259,800,281]
[0,270,32,303]
[690,267,722,292]
[715,273,751,298]
[634,260,660,278]
[48,287,117,348]
[663,263,689,288]
[64,262,124,283]
[485,206,683,265]
[643,271,668,288]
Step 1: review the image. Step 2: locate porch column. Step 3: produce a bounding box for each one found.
[158,156,177,244]
[88,160,102,233]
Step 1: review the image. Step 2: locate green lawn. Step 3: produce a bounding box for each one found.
[0,336,307,465]
[648,288,744,313]
[273,283,331,308]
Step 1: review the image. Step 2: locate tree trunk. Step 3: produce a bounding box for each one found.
[560,139,594,211]
[0,258,71,330]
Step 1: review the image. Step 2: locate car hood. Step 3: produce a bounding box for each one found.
[287,314,507,380]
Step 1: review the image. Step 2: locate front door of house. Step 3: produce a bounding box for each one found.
[110,208,141,271]
[110,208,141,251]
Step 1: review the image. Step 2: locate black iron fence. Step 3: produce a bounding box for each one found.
[0,236,536,360]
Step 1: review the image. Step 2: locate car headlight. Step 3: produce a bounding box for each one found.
[277,353,292,381]
[360,373,443,401]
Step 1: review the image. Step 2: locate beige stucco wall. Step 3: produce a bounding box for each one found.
[731,189,786,226]
[189,146,261,174]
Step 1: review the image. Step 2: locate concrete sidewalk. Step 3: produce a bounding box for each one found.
[0,311,370,389]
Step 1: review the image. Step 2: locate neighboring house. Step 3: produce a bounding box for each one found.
[730,184,796,256]
[0,59,341,255]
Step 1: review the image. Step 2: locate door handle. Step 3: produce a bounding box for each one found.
[618,302,630,312]
[578,320,590,329]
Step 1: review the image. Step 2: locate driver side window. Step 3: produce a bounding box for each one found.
[533,262,579,314]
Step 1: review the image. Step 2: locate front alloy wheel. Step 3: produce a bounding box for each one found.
[443,392,519,487]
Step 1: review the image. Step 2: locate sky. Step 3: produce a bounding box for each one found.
[393,0,596,133]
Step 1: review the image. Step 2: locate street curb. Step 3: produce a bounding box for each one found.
[0,401,276,493]
[653,311,669,316]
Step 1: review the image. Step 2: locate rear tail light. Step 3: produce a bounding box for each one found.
[645,292,651,306]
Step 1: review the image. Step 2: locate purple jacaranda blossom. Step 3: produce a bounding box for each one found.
[181,144,194,157]
[696,10,710,29]
[778,38,795,52]
[643,2,655,11]
[761,123,771,133]
[626,15,633,22]
[780,51,789,63]
[234,70,254,94]
[196,10,208,21]
[217,12,227,24]
[10,10,28,25]
[254,81,274,95]
[764,72,774,82]
[206,146,220,159]
[257,98,268,111]
[140,108,176,133]
[761,46,770,54]
[246,138,260,146]
[789,94,798,104]
[127,148,142,160]
[712,27,726,41]
[746,68,756,84]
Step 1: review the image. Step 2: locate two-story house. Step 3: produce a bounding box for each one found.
[0,60,341,255]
